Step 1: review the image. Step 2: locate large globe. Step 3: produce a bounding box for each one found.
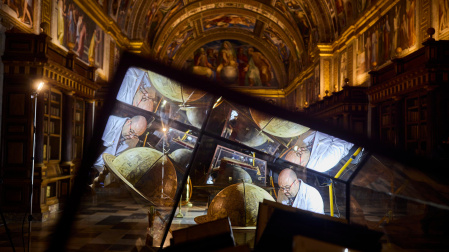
[220,65,238,84]
[146,70,206,103]
[250,109,310,138]
[194,183,274,226]
[103,147,177,205]
[231,117,272,147]
[214,163,252,186]
[185,107,207,128]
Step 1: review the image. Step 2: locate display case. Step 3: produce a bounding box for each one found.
[50,54,449,251]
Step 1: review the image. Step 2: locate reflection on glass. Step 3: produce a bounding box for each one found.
[348,154,449,249]
[277,168,324,214]
[221,108,279,155]
[155,128,197,151]
[74,63,449,251]
[117,67,159,112]
[207,145,267,187]
[93,115,149,176]
[88,67,213,248]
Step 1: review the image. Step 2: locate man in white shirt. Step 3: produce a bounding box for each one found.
[92,115,147,186]
[303,131,354,173]
[277,168,324,214]
[117,67,156,112]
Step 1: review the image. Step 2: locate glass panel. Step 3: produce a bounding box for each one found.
[47,55,449,252]
[87,66,214,247]
[350,154,449,249]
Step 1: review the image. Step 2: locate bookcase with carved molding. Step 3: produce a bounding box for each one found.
[303,85,369,136]
[367,38,449,158]
[0,32,100,220]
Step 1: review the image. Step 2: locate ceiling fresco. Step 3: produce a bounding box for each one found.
[75,0,386,89]
[184,39,280,88]
[202,14,256,32]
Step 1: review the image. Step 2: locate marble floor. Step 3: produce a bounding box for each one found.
[0,188,207,252]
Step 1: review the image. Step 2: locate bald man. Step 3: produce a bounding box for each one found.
[93,115,147,170]
[277,168,324,214]
[92,115,147,188]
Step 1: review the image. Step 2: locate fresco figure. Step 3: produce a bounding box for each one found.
[279,41,290,70]
[384,15,390,61]
[88,29,101,65]
[439,0,449,32]
[75,14,86,55]
[365,32,371,70]
[247,47,272,87]
[371,26,378,66]
[357,0,367,14]
[406,0,416,47]
[346,1,354,24]
[245,55,262,87]
[192,48,215,80]
[57,0,65,44]
[67,3,77,48]
[144,2,164,46]
[124,0,136,30]
[237,47,249,86]
[4,0,20,17]
[340,52,347,87]
[392,6,399,55]
[76,22,87,56]
[335,0,346,29]
[117,0,128,30]
[400,14,408,49]
[20,0,33,26]
[378,23,384,64]
[207,49,217,68]
[216,41,238,82]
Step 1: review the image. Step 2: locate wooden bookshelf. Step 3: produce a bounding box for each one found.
[43,89,62,161]
[379,101,398,146]
[368,39,449,158]
[405,95,428,155]
[73,98,85,160]
[0,32,100,220]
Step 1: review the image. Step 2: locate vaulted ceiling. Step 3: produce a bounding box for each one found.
[77,0,343,88]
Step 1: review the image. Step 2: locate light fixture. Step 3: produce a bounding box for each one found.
[29,80,45,252]
[37,81,44,91]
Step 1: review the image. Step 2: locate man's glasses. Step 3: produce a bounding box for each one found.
[279,180,296,192]
[136,85,153,107]
[128,121,138,139]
